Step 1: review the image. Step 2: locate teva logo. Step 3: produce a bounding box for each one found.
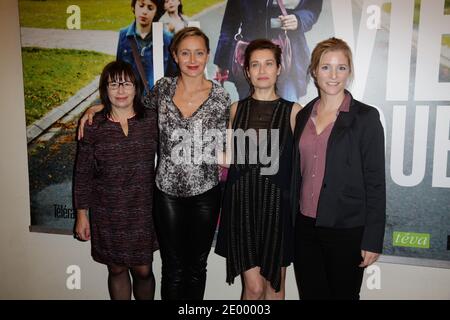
[393,232,430,249]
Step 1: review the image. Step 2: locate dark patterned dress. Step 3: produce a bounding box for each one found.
[73,110,158,266]
[215,97,294,291]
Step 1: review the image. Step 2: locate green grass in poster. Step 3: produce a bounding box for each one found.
[19,0,224,30]
[22,47,114,125]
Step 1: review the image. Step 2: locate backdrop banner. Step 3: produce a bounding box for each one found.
[19,0,450,267]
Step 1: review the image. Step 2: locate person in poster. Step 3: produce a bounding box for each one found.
[160,0,189,35]
[117,0,176,91]
[291,37,386,299]
[214,0,323,102]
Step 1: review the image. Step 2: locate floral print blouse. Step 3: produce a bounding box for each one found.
[144,77,231,197]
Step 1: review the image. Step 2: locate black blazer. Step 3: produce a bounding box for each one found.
[291,92,386,253]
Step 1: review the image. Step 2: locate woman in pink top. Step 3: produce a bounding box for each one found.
[291,37,386,300]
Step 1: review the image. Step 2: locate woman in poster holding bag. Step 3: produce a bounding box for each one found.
[214,0,322,102]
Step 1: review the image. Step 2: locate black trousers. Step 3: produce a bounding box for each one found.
[154,185,220,300]
[293,213,365,300]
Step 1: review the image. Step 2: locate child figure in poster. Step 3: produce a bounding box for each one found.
[117,0,176,90]
[160,0,189,35]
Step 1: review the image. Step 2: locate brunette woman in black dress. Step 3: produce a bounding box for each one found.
[216,39,301,300]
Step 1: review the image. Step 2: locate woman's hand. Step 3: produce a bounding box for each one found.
[359,250,380,267]
[75,210,91,241]
[77,104,104,140]
[279,14,298,31]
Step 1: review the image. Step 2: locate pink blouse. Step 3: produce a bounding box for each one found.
[299,94,350,218]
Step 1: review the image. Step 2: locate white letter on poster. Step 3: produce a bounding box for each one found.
[152,22,164,84]
[414,0,450,100]
[66,5,81,30]
[331,0,383,100]
[366,265,381,290]
[366,5,381,30]
[66,265,81,290]
[432,106,450,188]
[369,104,387,149]
[391,105,429,187]
[386,0,414,101]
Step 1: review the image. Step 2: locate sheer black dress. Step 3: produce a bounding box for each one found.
[215,97,294,291]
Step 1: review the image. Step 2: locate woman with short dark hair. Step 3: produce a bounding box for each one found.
[74,60,158,300]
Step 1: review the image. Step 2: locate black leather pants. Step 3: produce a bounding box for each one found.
[154,185,220,300]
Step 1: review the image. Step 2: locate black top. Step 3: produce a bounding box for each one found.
[247,98,278,130]
[215,97,294,292]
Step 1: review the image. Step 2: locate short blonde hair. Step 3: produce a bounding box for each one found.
[308,37,354,85]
